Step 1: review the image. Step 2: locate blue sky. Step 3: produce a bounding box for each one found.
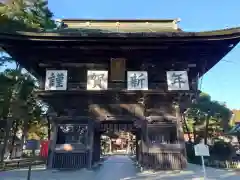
[3,0,240,109]
[48,0,240,109]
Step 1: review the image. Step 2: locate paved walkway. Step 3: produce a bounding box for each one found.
[1,155,240,180]
[0,165,95,180]
[93,155,137,180]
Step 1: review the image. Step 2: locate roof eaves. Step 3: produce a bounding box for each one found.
[0,27,239,38]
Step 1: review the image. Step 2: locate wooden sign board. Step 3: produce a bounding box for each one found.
[194,143,210,156]
[166,71,190,91]
[87,70,108,90]
[127,71,148,90]
[45,70,68,90]
[110,58,126,81]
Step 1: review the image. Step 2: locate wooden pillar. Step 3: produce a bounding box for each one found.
[175,103,187,168]
[92,130,101,164]
[47,121,58,169]
[135,130,140,161]
[87,121,94,169]
[96,132,101,162]
[175,104,184,144]
[139,121,147,167]
[109,139,112,153]
[39,76,45,90]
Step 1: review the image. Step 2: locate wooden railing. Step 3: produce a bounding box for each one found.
[67,82,197,92]
[204,158,240,169]
[67,82,126,90]
[99,121,136,132]
[0,158,45,171]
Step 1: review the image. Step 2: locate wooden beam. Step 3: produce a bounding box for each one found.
[38,62,108,68]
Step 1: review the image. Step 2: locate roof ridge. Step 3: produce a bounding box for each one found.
[61,18,181,23]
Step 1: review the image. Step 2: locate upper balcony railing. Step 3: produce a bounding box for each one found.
[65,81,197,92]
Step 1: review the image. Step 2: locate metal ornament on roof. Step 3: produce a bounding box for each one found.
[127,71,148,90]
[87,70,108,90]
[166,71,190,91]
[45,70,68,90]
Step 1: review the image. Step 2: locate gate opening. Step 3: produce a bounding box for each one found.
[99,121,139,158]
[101,131,136,156]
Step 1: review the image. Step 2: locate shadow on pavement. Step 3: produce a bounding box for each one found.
[1,156,240,180]
[122,163,240,180]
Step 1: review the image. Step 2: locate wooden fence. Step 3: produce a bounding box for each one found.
[52,151,89,169]
[0,158,45,171]
[204,159,240,169]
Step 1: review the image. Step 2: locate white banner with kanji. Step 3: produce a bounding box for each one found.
[87,70,108,90]
[166,71,189,90]
[45,70,68,90]
[127,71,148,90]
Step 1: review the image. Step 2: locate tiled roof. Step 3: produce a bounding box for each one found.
[1,27,240,38]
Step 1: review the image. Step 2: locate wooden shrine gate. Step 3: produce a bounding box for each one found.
[50,119,139,169]
[48,114,186,170]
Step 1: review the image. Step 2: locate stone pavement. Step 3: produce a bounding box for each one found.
[0,165,95,180]
[93,155,138,180]
[1,155,240,180]
[130,164,240,180]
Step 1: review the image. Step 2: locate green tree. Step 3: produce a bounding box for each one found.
[0,0,55,160]
[26,0,56,29]
[0,0,56,31]
[185,92,232,144]
[0,64,45,160]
